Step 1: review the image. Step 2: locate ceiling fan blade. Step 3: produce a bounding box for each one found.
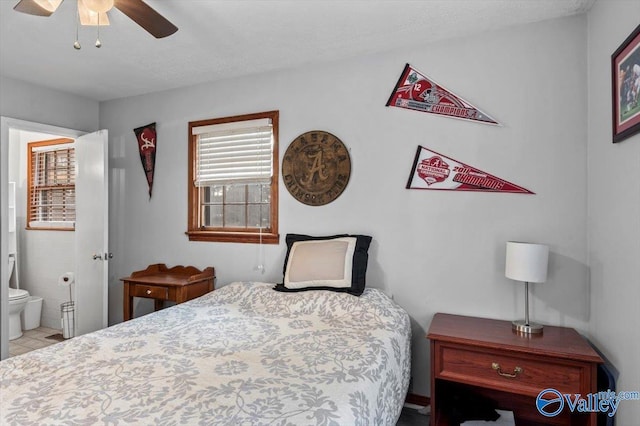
[114,0,177,38]
[13,0,60,16]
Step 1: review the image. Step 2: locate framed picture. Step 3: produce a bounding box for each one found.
[612,23,640,143]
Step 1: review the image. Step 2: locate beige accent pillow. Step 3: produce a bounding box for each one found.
[284,237,356,289]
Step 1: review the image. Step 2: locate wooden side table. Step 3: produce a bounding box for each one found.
[120,263,215,321]
[427,313,603,426]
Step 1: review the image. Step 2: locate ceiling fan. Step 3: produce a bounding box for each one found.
[14,0,178,39]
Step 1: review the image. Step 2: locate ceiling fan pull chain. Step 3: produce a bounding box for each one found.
[95,13,102,48]
[73,2,81,50]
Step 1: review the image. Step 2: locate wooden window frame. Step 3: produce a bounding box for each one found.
[186,110,279,244]
[27,138,75,231]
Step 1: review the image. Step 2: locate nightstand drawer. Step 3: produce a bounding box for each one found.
[132,285,169,300]
[438,344,584,396]
[428,313,602,426]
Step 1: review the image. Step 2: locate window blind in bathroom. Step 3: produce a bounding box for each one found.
[27,139,76,228]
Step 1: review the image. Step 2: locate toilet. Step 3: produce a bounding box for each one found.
[7,255,29,340]
[9,288,30,340]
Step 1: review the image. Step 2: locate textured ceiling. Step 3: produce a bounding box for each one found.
[0,0,595,102]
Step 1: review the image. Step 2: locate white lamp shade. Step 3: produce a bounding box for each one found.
[505,241,549,283]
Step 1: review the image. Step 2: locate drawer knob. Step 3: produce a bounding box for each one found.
[146,289,152,295]
[492,362,522,378]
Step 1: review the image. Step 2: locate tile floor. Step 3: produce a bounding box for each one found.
[8,326,64,357]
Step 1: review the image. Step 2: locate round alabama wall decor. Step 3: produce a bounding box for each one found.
[282,130,351,206]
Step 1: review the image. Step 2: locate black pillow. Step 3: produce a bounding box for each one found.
[273,233,372,296]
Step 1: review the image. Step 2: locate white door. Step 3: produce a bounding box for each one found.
[74,130,109,335]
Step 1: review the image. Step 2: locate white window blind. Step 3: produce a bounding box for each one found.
[193,118,273,186]
[29,144,76,223]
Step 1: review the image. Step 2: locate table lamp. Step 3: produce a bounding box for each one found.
[505,241,549,334]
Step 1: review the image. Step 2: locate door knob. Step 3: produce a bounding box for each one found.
[92,253,103,260]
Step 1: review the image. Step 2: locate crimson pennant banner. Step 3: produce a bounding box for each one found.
[133,122,157,198]
[407,146,533,194]
[387,63,500,125]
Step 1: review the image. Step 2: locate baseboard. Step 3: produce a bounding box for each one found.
[405,393,430,407]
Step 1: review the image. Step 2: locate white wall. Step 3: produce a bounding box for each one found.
[7,130,77,330]
[100,15,589,397]
[0,76,99,132]
[587,0,640,423]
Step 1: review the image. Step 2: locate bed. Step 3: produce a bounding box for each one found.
[0,281,411,425]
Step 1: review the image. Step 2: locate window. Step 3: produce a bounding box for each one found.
[187,111,279,244]
[27,138,76,230]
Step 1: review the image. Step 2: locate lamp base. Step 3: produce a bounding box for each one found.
[512,320,543,334]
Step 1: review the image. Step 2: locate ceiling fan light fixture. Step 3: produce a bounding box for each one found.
[33,0,62,12]
[15,0,177,39]
[78,0,110,26]
[81,0,114,13]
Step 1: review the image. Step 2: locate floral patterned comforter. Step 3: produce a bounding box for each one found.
[1,282,411,425]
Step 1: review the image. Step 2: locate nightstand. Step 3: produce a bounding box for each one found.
[427,313,603,425]
[121,263,215,321]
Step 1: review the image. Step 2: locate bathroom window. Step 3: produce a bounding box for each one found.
[27,138,76,230]
[187,110,279,244]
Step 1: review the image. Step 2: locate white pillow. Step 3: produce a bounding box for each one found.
[284,237,357,289]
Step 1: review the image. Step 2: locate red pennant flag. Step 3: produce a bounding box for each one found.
[407,146,533,194]
[133,123,157,198]
[387,63,500,125]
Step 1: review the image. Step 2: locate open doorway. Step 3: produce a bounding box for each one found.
[7,130,77,357]
[1,117,109,360]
